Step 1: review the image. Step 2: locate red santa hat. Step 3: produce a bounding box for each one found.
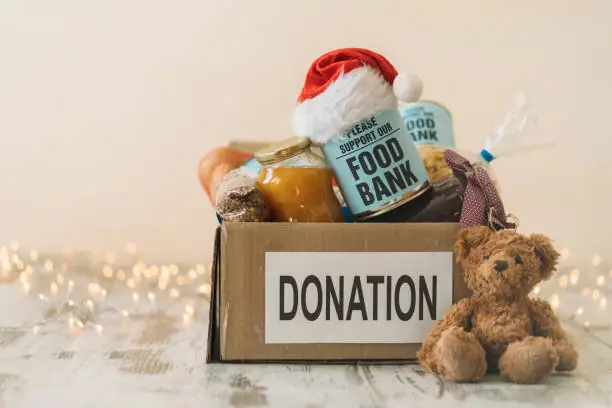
[292,48,423,144]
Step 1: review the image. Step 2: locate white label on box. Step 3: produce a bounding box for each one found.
[264,252,453,344]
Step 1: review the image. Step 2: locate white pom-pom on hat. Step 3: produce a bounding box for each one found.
[393,72,423,103]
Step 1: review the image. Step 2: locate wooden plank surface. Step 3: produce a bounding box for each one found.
[1,285,611,408]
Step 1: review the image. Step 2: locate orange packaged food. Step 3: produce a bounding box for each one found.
[197,147,253,205]
[254,137,343,223]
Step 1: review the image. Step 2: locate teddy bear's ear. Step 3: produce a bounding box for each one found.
[455,226,493,262]
[530,233,559,281]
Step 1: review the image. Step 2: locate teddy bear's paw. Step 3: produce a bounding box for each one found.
[499,337,558,384]
[555,341,579,372]
[434,327,487,382]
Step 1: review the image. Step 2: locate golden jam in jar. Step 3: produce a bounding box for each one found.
[255,137,343,223]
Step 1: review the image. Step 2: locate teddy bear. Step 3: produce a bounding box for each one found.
[418,225,578,384]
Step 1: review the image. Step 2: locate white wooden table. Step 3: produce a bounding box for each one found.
[1,284,611,408]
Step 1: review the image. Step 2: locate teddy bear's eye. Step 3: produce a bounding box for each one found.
[483,255,490,261]
[515,255,523,264]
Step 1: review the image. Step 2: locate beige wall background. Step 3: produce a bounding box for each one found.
[0,0,610,265]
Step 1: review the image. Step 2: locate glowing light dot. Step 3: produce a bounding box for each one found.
[170,288,180,298]
[597,276,606,287]
[150,266,160,277]
[185,305,195,317]
[127,279,135,289]
[121,309,129,317]
[177,276,187,286]
[132,293,139,302]
[198,284,211,296]
[9,240,19,252]
[68,280,75,290]
[585,321,591,328]
[56,274,65,286]
[101,289,107,298]
[592,290,601,300]
[105,252,117,264]
[50,282,58,296]
[158,281,168,290]
[532,285,541,295]
[11,254,20,264]
[38,293,49,301]
[32,326,40,334]
[600,298,607,310]
[558,275,569,288]
[95,324,104,334]
[86,300,95,310]
[183,313,191,323]
[102,266,114,278]
[581,287,591,297]
[76,320,84,329]
[117,269,126,281]
[560,248,570,260]
[68,317,76,329]
[126,242,138,254]
[170,264,179,276]
[88,283,102,297]
[147,292,155,302]
[44,260,53,272]
[549,294,560,310]
[132,264,142,277]
[29,250,38,261]
[576,307,584,315]
[67,300,75,307]
[22,282,30,294]
[188,269,198,279]
[196,264,206,275]
[570,269,580,285]
[592,254,602,267]
[0,252,10,272]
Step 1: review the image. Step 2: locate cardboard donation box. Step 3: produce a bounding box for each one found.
[206,222,469,363]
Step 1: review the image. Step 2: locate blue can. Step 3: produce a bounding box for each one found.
[399,100,455,148]
[320,109,431,220]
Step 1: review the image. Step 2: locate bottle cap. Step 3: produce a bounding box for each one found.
[255,137,312,164]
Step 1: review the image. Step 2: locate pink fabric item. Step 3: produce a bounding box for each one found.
[444,149,515,231]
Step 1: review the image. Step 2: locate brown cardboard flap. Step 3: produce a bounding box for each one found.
[209,222,469,363]
[206,227,224,363]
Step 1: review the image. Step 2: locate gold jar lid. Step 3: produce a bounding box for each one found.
[254,137,312,164]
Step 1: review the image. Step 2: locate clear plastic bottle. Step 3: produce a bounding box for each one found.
[255,137,344,223]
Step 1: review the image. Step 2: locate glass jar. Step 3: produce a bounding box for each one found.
[255,137,344,223]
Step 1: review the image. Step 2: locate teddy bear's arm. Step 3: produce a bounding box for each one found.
[529,297,566,339]
[417,298,474,373]
[529,297,579,371]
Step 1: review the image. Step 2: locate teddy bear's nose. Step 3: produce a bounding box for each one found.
[494,260,508,272]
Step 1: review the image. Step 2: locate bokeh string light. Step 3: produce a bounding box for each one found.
[2,239,609,334]
[0,240,212,335]
[536,248,611,331]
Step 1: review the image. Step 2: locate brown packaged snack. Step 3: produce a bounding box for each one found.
[215,168,271,223]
